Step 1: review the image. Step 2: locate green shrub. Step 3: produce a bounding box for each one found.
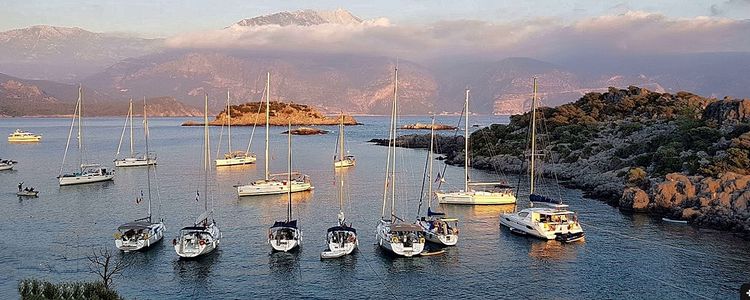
[18,279,124,300]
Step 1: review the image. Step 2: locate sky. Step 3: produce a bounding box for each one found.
[1,0,748,37]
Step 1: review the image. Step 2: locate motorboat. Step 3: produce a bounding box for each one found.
[0,159,17,171]
[8,129,41,142]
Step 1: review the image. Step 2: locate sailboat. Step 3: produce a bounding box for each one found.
[236,72,313,196]
[499,78,584,243]
[321,144,358,259]
[114,98,157,167]
[114,98,165,252]
[215,91,257,167]
[174,94,222,258]
[58,86,115,186]
[333,114,355,168]
[435,89,516,205]
[268,122,302,252]
[375,64,425,257]
[416,116,459,246]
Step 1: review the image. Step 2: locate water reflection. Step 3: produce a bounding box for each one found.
[528,240,579,261]
[268,251,301,278]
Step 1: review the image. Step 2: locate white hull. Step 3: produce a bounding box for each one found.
[114,158,156,167]
[269,227,301,252]
[0,164,14,171]
[418,221,458,246]
[58,174,114,186]
[8,137,41,142]
[499,212,583,240]
[115,222,165,252]
[16,191,38,197]
[174,223,221,258]
[216,156,256,167]
[376,221,425,257]
[334,159,355,168]
[237,180,312,196]
[436,191,516,205]
[321,241,357,259]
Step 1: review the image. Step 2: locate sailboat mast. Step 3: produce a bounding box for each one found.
[339,114,345,215]
[428,115,435,211]
[464,89,469,192]
[78,85,83,172]
[391,64,398,220]
[144,97,152,220]
[129,100,134,158]
[381,65,397,219]
[227,90,232,153]
[287,122,292,222]
[339,114,345,161]
[530,77,538,195]
[204,93,209,212]
[265,72,270,181]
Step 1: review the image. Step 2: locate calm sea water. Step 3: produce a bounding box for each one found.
[0,115,748,299]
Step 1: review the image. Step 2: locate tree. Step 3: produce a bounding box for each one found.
[87,247,131,290]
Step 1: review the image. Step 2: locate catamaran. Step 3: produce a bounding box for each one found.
[58,86,115,186]
[114,98,157,167]
[8,129,41,142]
[236,72,312,196]
[499,78,584,243]
[174,94,222,258]
[215,91,257,167]
[416,116,459,246]
[435,89,516,205]
[269,123,303,252]
[115,98,165,252]
[333,114,355,168]
[376,65,425,257]
[321,143,358,259]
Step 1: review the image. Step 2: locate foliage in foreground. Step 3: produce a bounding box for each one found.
[18,279,123,300]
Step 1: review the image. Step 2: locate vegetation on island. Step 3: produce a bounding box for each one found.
[182,101,359,126]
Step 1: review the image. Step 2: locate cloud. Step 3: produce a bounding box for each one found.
[164,11,750,61]
[710,0,750,16]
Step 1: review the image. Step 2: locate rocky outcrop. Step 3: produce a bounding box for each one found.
[183,101,359,126]
[703,98,750,126]
[282,127,328,135]
[620,187,650,212]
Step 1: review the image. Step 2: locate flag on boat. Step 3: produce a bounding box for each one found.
[136,190,143,204]
[435,172,446,183]
[195,190,200,201]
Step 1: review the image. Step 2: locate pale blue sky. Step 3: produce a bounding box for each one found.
[1,0,747,37]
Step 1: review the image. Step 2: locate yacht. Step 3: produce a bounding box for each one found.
[8,129,41,142]
[269,123,303,252]
[333,114,355,168]
[114,98,156,167]
[215,91,257,167]
[321,151,358,259]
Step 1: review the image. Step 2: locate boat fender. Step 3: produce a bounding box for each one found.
[269,233,273,240]
[113,233,121,239]
[199,240,206,246]
[419,238,425,244]
[143,233,149,240]
[172,239,177,245]
[391,236,399,243]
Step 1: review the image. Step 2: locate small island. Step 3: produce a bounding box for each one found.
[282,127,329,135]
[182,101,359,126]
[400,122,457,130]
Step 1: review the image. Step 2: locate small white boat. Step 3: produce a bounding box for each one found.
[236,73,313,197]
[436,89,516,205]
[662,217,688,224]
[215,91,257,167]
[8,129,41,142]
[58,86,115,186]
[333,114,355,168]
[269,123,303,253]
[0,159,17,171]
[16,188,39,197]
[499,78,584,242]
[174,94,221,259]
[114,99,157,167]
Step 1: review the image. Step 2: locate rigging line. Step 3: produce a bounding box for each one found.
[60,97,80,176]
[416,136,430,219]
[153,165,164,221]
[436,105,466,191]
[115,102,129,160]
[357,214,399,300]
[215,114,225,160]
[246,86,265,155]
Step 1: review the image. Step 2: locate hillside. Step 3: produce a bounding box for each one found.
[182,101,358,126]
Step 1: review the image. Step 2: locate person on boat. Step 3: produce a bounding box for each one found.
[18,182,23,192]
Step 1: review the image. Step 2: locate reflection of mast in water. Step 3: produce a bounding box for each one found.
[528,240,578,261]
[173,252,219,283]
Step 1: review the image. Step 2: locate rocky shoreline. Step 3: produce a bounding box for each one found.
[400,123,457,130]
[182,101,359,126]
[371,87,750,238]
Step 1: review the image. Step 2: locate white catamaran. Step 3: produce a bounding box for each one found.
[376,65,425,257]
[321,143,358,259]
[114,98,165,252]
[174,94,222,258]
[333,114,355,168]
[215,91,257,167]
[236,72,312,197]
[499,78,584,243]
[435,89,516,205]
[114,98,157,167]
[417,116,459,246]
[269,123,303,252]
[58,86,115,186]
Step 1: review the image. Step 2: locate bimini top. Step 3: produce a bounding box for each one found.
[529,194,564,205]
[271,220,298,229]
[179,225,210,231]
[390,224,422,232]
[327,225,356,234]
[427,208,445,217]
[117,221,153,231]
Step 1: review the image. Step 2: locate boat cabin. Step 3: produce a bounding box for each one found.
[326,225,357,244]
[389,224,424,246]
[269,220,299,240]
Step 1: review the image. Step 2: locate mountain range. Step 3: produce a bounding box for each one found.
[0,9,748,116]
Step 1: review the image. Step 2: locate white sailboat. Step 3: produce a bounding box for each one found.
[215,91,257,167]
[114,98,157,167]
[268,123,302,252]
[58,86,115,186]
[333,114,355,168]
[174,94,222,258]
[236,72,313,197]
[376,64,426,257]
[499,78,584,243]
[417,116,459,246]
[435,89,516,205]
[114,98,165,252]
[321,146,358,259]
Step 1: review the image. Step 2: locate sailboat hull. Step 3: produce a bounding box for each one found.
[174,224,221,258]
[269,227,301,252]
[417,221,458,246]
[114,158,156,167]
[237,180,311,196]
[216,156,256,166]
[334,159,355,168]
[376,220,425,257]
[115,222,165,252]
[58,174,114,186]
[436,191,516,205]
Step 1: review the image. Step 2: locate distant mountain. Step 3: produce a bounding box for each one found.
[0,25,162,82]
[228,9,362,28]
[82,50,436,114]
[0,73,200,117]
